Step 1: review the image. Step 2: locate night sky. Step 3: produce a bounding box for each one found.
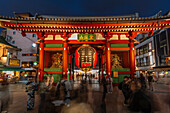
[0,0,169,17]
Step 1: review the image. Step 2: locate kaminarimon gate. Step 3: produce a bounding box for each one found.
[0,14,170,85]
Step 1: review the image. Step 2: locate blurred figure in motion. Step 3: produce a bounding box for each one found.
[128,81,151,113]
[61,102,93,113]
[61,79,72,106]
[38,77,49,113]
[48,74,54,90]
[107,76,113,93]
[55,81,61,99]
[147,73,153,91]
[25,77,37,110]
[101,75,107,102]
[118,76,132,105]
[139,73,146,90]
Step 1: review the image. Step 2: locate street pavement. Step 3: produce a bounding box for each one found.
[0,80,170,113]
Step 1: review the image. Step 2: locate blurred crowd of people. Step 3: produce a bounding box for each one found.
[118,73,155,113]
[23,72,156,113]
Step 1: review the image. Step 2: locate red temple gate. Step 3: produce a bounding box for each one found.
[0,14,170,84]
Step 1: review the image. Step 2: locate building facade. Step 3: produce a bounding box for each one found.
[154,28,170,74]
[6,29,38,76]
[0,35,22,78]
[0,12,170,84]
[135,33,156,76]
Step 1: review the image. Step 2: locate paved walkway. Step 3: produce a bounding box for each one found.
[0,81,170,113]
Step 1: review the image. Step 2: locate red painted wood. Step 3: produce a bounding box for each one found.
[68,40,106,44]
[43,71,62,74]
[44,40,63,43]
[110,47,130,50]
[101,54,104,78]
[129,41,135,78]
[44,47,63,51]
[118,71,131,74]
[109,40,130,43]
[105,42,111,76]
[39,40,44,81]
[63,41,68,80]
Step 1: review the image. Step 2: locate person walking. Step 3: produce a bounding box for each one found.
[38,77,49,113]
[61,79,72,106]
[107,76,113,93]
[128,81,152,113]
[25,77,37,110]
[101,75,107,102]
[147,74,153,91]
[118,76,132,105]
[139,73,146,90]
[48,74,54,90]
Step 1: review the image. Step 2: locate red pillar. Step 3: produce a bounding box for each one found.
[63,41,68,80]
[129,41,135,78]
[39,39,44,81]
[105,42,111,77]
[69,54,72,79]
[101,54,104,78]
[72,54,75,81]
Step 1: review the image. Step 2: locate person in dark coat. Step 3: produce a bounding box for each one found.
[139,73,146,90]
[25,77,37,110]
[128,81,152,113]
[147,74,153,91]
[118,76,132,105]
[101,75,107,102]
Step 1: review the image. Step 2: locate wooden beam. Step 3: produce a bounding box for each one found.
[109,40,130,43]
[110,47,130,50]
[68,40,106,44]
[43,71,62,74]
[44,47,63,51]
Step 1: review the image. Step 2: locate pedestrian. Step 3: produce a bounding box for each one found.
[139,73,146,90]
[101,75,107,102]
[118,76,132,105]
[61,78,72,106]
[38,77,49,113]
[56,81,61,99]
[147,73,153,91]
[107,76,113,93]
[49,74,54,90]
[128,81,152,113]
[25,77,37,110]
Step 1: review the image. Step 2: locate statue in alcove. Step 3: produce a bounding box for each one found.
[111,54,123,68]
[50,53,63,68]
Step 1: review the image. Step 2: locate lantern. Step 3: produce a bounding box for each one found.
[75,44,97,70]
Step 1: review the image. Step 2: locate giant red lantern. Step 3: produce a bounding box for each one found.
[75,44,97,69]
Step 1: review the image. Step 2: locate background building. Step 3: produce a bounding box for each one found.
[135,33,156,76]
[153,28,170,78]
[0,35,22,78]
[6,29,38,77]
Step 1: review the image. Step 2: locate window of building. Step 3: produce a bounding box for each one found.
[144,57,150,66]
[21,62,30,67]
[143,44,149,54]
[139,47,143,55]
[32,43,36,47]
[12,41,15,44]
[160,56,166,65]
[135,49,139,56]
[139,58,144,66]
[32,34,36,37]
[22,53,38,56]
[13,31,16,35]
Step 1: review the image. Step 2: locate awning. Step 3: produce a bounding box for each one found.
[0,67,26,71]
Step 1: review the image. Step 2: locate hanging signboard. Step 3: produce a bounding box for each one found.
[9,59,20,66]
[78,34,96,41]
[113,71,118,77]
